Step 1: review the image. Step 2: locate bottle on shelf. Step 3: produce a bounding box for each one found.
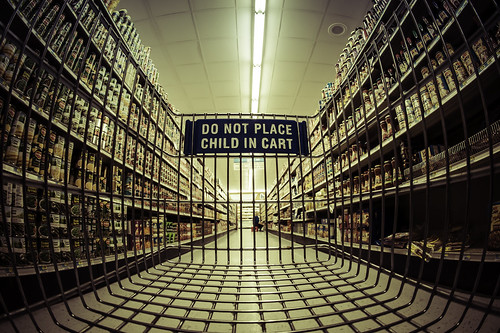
[431,1,450,28]
[422,16,437,39]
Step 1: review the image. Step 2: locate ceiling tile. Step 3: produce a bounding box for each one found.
[282,0,328,11]
[275,38,314,62]
[298,81,325,99]
[272,62,307,81]
[267,96,294,110]
[194,9,237,39]
[265,107,292,115]
[211,81,240,97]
[310,42,342,64]
[200,39,238,63]
[154,13,197,43]
[151,57,180,84]
[176,64,207,84]
[118,1,149,21]
[293,96,320,114]
[206,62,239,81]
[214,96,241,110]
[326,0,371,18]
[190,98,216,112]
[162,85,186,99]
[147,0,190,16]
[132,20,161,47]
[184,83,212,98]
[191,0,235,10]
[280,10,322,40]
[304,63,335,82]
[270,80,300,97]
[167,41,202,65]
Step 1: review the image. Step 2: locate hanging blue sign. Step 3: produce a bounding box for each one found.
[184,119,309,156]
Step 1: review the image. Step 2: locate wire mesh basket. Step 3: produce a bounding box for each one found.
[1,0,500,332]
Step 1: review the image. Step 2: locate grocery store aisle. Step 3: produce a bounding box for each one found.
[1,229,498,333]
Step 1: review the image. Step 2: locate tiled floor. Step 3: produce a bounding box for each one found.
[1,230,499,332]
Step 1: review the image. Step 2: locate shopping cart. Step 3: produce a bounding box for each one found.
[1,0,500,332]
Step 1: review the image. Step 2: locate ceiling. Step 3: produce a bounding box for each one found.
[116,0,372,117]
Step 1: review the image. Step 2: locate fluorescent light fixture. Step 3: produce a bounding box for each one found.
[251,99,259,114]
[251,0,266,114]
[255,0,266,13]
[251,66,261,114]
[253,13,265,66]
[251,66,261,100]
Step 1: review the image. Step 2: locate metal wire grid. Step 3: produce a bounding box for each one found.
[0,0,499,332]
[1,233,499,332]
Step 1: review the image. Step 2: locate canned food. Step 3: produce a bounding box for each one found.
[421,66,430,78]
[452,59,467,84]
[435,74,450,97]
[460,50,475,76]
[404,99,415,123]
[431,59,438,70]
[395,104,406,129]
[426,81,439,106]
[410,93,422,120]
[435,51,446,65]
[5,136,21,164]
[488,202,500,250]
[442,67,456,91]
[445,43,455,56]
[472,38,490,65]
[419,86,433,113]
[50,157,62,180]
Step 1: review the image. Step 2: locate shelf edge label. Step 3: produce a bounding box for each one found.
[184,119,309,156]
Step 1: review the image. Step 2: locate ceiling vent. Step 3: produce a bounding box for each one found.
[328,23,347,37]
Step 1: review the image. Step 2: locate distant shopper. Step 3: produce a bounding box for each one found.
[253,215,263,231]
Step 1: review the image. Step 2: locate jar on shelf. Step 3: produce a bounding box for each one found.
[374,165,382,189]
[376,78,385,101]
[353,176,360,195]
[360,171,367,192]
[364,170,371,192]
[380,119,388,141]
[335,177,341,196]
[352,41,360,59]
[340,121,346,139]
[341,152,348,169]
[345,178,351,196]
[362,89,372,111]
[385,115,393,137]
[383,160,393,187]
[351,144,358,162]
[355,107,362,123]
[391,157,403,185]
[347,116,353,131]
